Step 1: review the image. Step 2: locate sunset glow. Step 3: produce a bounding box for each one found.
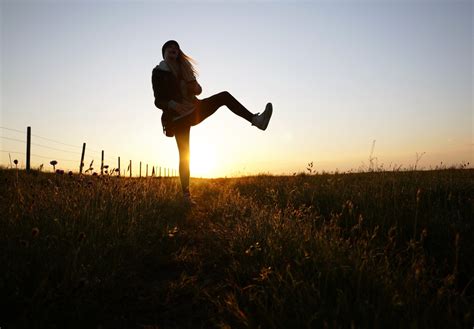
[1,1,472,177]
[190,143,217,178]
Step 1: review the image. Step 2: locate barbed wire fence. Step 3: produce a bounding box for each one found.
[0,126,176,178]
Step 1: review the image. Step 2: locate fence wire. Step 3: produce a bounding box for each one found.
[1,126,174,176]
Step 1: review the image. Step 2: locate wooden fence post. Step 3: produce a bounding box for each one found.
[159,166,161,177]
[146,164,148,177]
[129,160,132,178]
[26,126,31,173]
[139,161,142,178]
[118,157,121,176]
[101,150,104,175]
[79,142,86,174]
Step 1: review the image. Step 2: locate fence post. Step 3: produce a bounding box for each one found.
[159,166,161,177]
[152,166,155,177]
[139,161,142,178]
[129,160,132,178]
[118,157,121,177]
[146,164,148,177]
[101,150,104,175]
[79,142,86,174]
[26,126,31,173]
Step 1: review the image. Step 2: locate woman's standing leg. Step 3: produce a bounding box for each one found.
[175,126,191,195]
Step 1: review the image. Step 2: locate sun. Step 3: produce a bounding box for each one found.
[190,143,217,178]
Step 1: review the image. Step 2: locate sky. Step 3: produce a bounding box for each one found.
[1,0,472,177]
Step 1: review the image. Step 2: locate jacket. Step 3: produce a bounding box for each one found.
[151,60,197,137]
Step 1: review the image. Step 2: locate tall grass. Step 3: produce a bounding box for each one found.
[0,168,472,328]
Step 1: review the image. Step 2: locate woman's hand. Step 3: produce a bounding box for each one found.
[174,103,189,115]
[187,80,202,96]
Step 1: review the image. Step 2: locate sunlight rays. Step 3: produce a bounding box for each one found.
[190,143,217,178]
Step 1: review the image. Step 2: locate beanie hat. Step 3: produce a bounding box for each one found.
[162,40,180,58]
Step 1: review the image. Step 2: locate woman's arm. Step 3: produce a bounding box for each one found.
[152,68,188,114]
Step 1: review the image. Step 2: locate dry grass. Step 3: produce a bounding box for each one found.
[0,168,473,328]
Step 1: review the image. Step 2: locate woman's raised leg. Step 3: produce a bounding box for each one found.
[193,91,255,125]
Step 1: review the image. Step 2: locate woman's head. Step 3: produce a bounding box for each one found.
[162,40,180,61]
[162,40,198,79]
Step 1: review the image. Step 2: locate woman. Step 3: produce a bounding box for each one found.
[151,40,273,205]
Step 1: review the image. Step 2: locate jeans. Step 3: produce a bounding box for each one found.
[173,91,255,193]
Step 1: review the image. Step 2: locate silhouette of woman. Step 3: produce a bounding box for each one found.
[152,40,273,204]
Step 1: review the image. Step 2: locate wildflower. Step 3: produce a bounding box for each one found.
[245,245,254,255]
[50,160,58,171]
[257,266,272,281]
[345,200,354,214]
[168,226,179,238]
[245,242,261,255]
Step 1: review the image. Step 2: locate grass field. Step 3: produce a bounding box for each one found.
[0,168,473,328]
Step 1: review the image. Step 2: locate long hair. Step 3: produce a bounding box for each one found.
[178,50,199,80]
[167,48,199,82]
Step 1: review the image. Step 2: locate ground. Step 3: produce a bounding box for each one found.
[0,169,473,328]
